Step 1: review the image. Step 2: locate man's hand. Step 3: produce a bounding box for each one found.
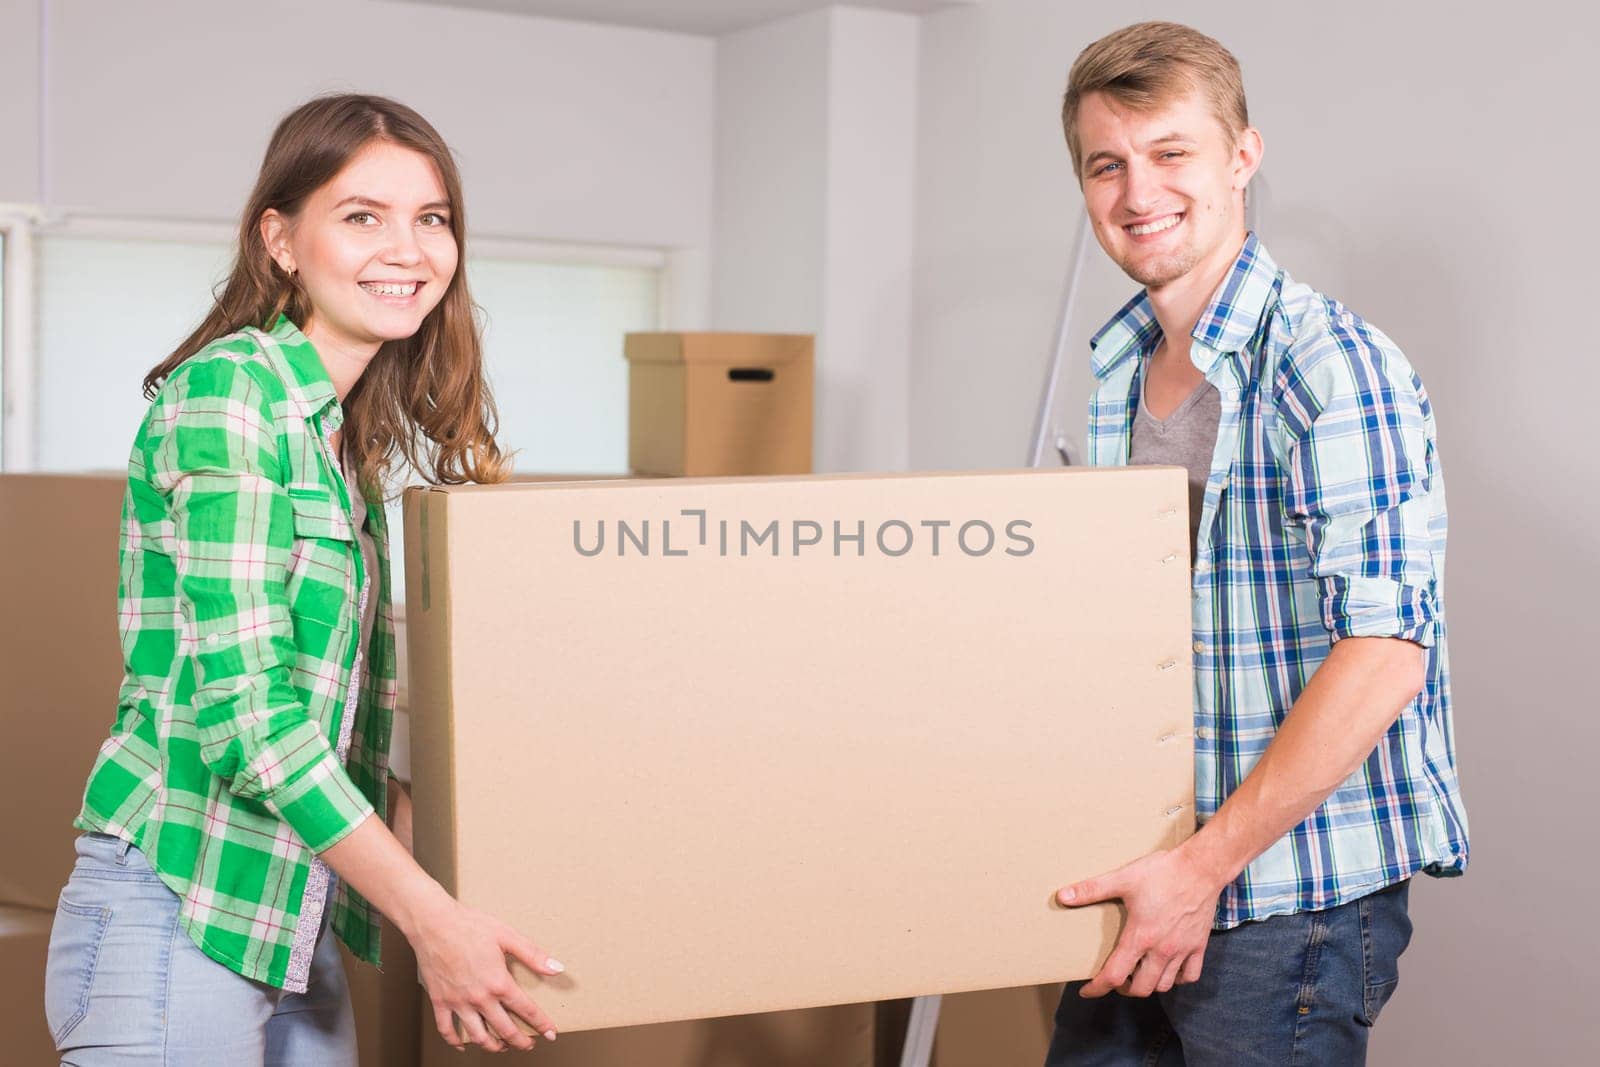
[1056,847,1222,998]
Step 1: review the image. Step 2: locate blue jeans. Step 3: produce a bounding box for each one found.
[44,832,357,1066]
[1045,880,1412,1067]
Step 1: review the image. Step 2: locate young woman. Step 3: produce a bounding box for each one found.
[44,94,562,1064]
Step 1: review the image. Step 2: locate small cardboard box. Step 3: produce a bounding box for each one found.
[419,1001,875,1067]
[0,905,60,1064]
[402,468,1193,1032]
[341,915,423,1067]
[626,332,813,476]
[0,473,128,910]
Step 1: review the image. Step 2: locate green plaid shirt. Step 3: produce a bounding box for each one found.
[76,315,397,992]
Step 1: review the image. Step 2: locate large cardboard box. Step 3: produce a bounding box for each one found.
[0,473,128,910]
[403,469,1194,1033]
[391,476,650,783]
[626,332,813,476]
[0,905,60,1065]
[419,1001,875,1067]
[341,915,423,1067]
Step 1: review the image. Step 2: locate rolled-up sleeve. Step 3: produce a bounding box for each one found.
[1273,325,1441,648]
[148,356,373,852]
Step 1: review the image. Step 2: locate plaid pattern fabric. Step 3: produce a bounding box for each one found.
[76,315,397,991]
[1088,235,1468,928]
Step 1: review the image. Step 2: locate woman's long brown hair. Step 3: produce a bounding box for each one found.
[143,94,509,497]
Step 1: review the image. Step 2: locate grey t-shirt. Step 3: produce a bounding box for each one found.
[1130,369,1221,562]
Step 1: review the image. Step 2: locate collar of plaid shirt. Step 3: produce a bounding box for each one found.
[272,315,340,418]
[1083,234,1469,927]
[1090,232,1278,381]
[75,314,397,991]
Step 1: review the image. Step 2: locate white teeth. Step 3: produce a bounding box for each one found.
[360,282,417,297]
[1128,215,1181,236]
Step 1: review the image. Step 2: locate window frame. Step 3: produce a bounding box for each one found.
[0,205,43,470]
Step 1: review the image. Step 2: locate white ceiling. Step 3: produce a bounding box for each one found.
[389,0,975,36]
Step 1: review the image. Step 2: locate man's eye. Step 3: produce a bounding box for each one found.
[1160,151,1186,160]
[1095,162,1122,176]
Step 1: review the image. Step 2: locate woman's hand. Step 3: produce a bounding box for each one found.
[409,894,566,1053]
[320,815,567,1053]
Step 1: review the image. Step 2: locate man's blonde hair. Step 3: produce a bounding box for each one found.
[1062,21,1248,180]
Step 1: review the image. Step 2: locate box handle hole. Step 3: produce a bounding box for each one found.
[728,368,775,383]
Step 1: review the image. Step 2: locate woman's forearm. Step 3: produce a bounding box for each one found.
[321,814,451,940]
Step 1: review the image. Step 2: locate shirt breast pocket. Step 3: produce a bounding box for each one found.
[288,489,354,544]
[285,490,355,633]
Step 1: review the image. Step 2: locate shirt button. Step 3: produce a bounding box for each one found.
[1192,640,1206,654]
[1196,726,1213,741]
[205,634,219,646]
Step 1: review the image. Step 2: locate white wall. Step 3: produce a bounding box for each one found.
[2,0,714,251]
[712,9,831,334]
[1,0,716,472]
[913,0,1599,1061]
[8,0,924,476]
[0,0,39,205]
[819,8,916,472]
[713,5,917,472]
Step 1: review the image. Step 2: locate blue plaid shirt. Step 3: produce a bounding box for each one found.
[1088,235,1468,927]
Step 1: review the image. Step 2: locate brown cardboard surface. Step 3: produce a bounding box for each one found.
[932,984,1064,1066]
[626,332,813,476]
[419,1002,874,1067]
[341,915,422,1067]
[874,984,1063,1067]
[0,474,128,909]
[507,473,643,483]
[624,333,811,367]
[0,905,61,1065]
[403,468,1194,1032]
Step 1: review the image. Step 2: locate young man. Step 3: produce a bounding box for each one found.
[1045,22,1467,1065]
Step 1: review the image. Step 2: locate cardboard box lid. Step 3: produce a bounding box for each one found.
[624,332,813,366]
[403,467,1195,1032]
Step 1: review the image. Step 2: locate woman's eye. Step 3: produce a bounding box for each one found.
[419,213,449,227]
[346,211,378,225]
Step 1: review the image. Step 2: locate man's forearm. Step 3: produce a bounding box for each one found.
[1180,636,1427,890]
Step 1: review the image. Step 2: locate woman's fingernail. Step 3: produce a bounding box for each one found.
[546,958,565,973]
[544,1030,558,1041]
